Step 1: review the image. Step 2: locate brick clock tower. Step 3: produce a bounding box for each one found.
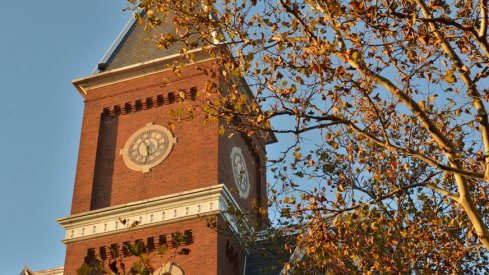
[58,16,275,275]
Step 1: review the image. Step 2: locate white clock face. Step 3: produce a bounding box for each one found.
[121,123,176,173]
[230,147,250,199]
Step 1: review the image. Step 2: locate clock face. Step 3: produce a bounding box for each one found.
[121,123,176,172]
[230,147,250,199]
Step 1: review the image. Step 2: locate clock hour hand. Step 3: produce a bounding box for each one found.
[145,143,150,158]
[144,140,153,164]
[144,138,154,154]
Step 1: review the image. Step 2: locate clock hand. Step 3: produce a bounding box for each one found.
[142,142,149,164]
[144,138,154,153]
[143,137,151,145]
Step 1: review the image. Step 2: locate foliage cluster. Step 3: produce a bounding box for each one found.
[125,0,489,272]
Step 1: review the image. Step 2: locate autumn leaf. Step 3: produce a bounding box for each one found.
[293,151,302,161]
[338,183,346,192]
[308,159,315,167]
[167,122,175,132]
[218,124,225,136]
[444,70,457,84]
[116,0,489,272]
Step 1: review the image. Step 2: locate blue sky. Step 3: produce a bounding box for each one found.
[0,1,131,272]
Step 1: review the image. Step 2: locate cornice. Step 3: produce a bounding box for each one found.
[72,48,211,98]
[58,184,244,244]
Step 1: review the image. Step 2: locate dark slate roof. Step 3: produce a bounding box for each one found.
[99,13,197,72]
[245,253,285,275]
[245,236,292,274]
[102,17,179,71]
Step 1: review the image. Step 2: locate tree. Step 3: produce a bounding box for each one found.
[123,0,489,272]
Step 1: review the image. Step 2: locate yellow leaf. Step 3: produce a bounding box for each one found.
[256,114,265,123]
[179,90,186,100]
[351,50,361,62]
[333,216,341,227]
[294,152,302,161]
[444,70,456,84]
[332,141,339,150]
[338,183,345,192]
[218,125,225,136]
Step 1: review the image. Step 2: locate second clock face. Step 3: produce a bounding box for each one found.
[121,123,176,173]
[230,147,250,199]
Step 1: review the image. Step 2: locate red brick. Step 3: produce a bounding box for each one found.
[65,60,267,274]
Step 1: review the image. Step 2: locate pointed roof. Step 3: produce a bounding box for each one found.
[20,267,34,275]
[96,13,191,73]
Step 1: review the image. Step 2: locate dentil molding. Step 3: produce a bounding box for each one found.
[58,184,243,244]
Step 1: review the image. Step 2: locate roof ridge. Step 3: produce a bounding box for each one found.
[93,11,140,74]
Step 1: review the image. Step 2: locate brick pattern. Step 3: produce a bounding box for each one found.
[217,216,246,275]
[71,63,219,214]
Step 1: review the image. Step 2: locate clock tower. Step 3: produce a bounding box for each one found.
[58,14,274,274]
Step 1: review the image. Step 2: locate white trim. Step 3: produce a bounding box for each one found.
[58,184,245,244]
[73,48,210,98]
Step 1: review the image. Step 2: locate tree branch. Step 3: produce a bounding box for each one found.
[426,184,459,202]
[416,0,489,250]
[480,0,488,38]
[343,120,485,180]
[416,0,489,183]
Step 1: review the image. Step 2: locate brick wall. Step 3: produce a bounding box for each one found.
[217,216,246,275]
[64,218,220,275]
[71,62,219,214]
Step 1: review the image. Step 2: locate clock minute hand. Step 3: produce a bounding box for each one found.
[145,142,150,157]
[142,138,151,152]
[140,143,148,164]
